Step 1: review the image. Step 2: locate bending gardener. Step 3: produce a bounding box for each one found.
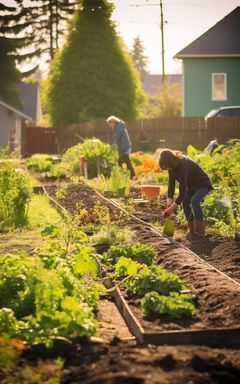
[106,116,135,179]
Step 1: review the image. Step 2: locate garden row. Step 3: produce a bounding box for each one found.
[0,163,197,346]
[0,138,240,383]
[44,182,240,347]
[26,137,240,238]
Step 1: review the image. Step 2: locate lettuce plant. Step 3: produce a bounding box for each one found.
[141,291,196,318]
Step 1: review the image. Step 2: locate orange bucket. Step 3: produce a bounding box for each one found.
[140,185,160,200]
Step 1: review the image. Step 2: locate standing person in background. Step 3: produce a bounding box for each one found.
[106,116,135,179]
[159,148,213,237]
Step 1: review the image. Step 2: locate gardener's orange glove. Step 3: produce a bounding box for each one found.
[163,202,178,218]
[164,205,174,217]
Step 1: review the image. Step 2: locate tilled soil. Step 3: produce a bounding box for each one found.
[22,181,240,383]
[21,338,240,384]
[120,193,240,284]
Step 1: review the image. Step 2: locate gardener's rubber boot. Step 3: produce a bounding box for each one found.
[185,221,195,239]
[188,221,195,234]
[194,220,206,237]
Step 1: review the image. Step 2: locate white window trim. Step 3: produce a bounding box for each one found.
[212,73,227,101]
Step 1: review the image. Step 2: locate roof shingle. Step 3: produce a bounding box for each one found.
[175,7,240,58]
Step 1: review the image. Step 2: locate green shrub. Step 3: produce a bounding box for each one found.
[61,138,118,178]
[26,154,54,172]
[109,165,131,196]
[0,164,32,229]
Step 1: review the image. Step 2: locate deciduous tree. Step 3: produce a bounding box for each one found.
[144,82,181,118]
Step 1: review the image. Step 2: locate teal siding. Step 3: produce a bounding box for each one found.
[183,58,240,116]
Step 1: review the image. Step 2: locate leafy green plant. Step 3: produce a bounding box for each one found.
[93,202,111,226]
[73,245,99,276]
[103,242,157,266]
[0,164,32,229]
[61,138,118,178]
[0,145,20,160]
[55,183,68,200]
[47,162,67,179]
[77,202,132,246]
[90,225,132,247]
[87,174,111,194]
[26,154,54,172]
[0,228,104,345]
[126,265,186,297]
[203,181,240,237]
[186,140,240,185]
[109,165,131,197]
[114,256,145,277]
[0,253,40,318]
[141,291,196,318]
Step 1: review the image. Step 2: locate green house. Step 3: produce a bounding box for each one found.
[175,7,240,117]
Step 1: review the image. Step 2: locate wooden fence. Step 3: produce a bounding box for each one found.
[22,117,240,156]
[22,125,57,156]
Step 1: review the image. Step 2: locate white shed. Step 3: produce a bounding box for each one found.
[0,99,32,154]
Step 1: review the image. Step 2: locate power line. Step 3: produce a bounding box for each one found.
[129,0,166,80]
[129,2,202,6]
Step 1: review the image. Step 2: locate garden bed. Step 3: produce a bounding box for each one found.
[43,183,240,340]
[20,338,240,384]
[1,181,240,383]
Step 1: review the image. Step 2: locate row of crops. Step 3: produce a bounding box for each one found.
[0,137,239,370]
[25,137,240,236]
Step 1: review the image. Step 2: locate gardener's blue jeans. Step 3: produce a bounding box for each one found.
[182,187,209,221]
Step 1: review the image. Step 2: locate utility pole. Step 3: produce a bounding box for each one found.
[160,0,165,82]
[130,1,166,78]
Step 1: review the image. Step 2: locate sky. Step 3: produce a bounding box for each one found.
[111,0,240,74]
[3,0,240,75]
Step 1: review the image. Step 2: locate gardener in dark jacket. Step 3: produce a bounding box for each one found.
[159,148,213,237]
[106,116,135,179]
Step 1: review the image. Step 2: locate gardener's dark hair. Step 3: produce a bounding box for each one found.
[159,149,182,170]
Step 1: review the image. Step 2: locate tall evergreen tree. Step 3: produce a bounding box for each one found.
[0,1,38,105]
[46,0,145,125]
[0,0,78,73]
[0,36,22,108]
[131,35,148,81]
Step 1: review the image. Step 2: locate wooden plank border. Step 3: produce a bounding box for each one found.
[109,282,240,348]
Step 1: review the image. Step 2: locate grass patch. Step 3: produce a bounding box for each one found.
[0,194,62,254]
[0,229,41,254]
[27,194,62,229]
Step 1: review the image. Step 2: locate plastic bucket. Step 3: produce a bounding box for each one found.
[140,185,160,200]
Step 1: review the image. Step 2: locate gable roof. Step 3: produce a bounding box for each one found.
[175,7,240,59]
[0,99,32,120]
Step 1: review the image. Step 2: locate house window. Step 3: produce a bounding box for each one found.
[212,73,227,100]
